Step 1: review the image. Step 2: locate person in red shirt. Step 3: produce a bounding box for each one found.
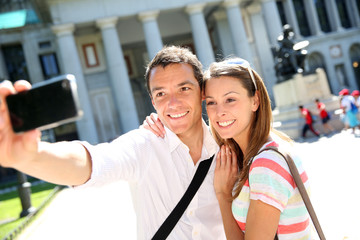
[315,99,334,134]
[299,105,320,138]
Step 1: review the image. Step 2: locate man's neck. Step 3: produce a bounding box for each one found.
[177,122,204,165]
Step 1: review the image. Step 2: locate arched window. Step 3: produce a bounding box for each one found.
[350,44,360,89]
[293,0,311,36]
[307,52,326,73]
[314,0,331,33]
[307,52,333,92]
[336,0,351,28]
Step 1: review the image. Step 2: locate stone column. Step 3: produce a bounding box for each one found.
[327,0,344,31]
[303,0,323,36]
[348,0,360,27]
[185,3,215,68]
[261,0,283,46]
[223,0,253,63]
[22,32,44,84]
[213,10,235,57]
[283,0,302,39]
[138,10,163,60]
[52,23,99,143]
[248,4,277,103]
[96,17,139,133]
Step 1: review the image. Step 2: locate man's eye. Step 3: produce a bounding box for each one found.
[181,87,190,91]
[156,92,165,97]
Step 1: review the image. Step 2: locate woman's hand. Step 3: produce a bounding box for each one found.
[139,113,165,138]
[214,145,238,201]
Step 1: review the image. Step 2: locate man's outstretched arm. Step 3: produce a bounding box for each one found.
[0,80,92,186]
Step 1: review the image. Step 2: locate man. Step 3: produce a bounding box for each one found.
[0,46,225,239]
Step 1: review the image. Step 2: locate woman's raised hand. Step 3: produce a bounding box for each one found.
[139,112,166,138]
[214,145,238,201]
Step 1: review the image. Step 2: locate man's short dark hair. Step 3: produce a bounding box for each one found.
[144,45,203,95]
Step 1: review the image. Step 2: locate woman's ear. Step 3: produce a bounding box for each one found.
[252,91,260,112]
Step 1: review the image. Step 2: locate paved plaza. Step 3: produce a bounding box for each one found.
[17,130,360,240]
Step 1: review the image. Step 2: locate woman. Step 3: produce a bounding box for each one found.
[204,58,310,239]
[144,58,311,239]
[339,88,359,133]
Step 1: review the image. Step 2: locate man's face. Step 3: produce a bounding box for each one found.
[149,63,203,137]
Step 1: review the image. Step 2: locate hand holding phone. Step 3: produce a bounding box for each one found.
[5,74,83,133]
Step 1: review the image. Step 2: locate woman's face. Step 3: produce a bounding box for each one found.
[205,76,259,143]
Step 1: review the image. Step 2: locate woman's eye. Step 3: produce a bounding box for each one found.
[206,101,215,106]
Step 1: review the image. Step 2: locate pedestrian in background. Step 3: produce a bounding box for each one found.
[352,90,360,109]
[298,105,320,139]
[339,88,360,134]
[315,99,334,135]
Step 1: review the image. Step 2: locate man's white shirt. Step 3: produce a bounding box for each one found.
[78,120,225,240]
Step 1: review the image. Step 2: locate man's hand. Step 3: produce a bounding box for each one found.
[0,80,41,169]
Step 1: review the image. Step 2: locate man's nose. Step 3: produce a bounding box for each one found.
[168,94,181,108]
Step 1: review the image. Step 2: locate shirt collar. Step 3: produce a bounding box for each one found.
[163,119,218,159]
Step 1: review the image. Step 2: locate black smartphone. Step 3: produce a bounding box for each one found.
[6,74,83,133]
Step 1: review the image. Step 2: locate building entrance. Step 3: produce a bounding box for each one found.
[2,44,30,83]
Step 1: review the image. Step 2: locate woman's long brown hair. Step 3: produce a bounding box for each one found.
[203,59,292,199]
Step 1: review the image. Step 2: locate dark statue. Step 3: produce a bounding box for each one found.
[271,24,309,82]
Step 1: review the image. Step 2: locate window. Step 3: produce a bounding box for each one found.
[335,64,349,88]
[82,43,100,68]
[293,0,311,36]
[39,53,60,79]
[314,0,331,33]
[336,0,351,28]
[276,1,288,27]
[2,44,30,83]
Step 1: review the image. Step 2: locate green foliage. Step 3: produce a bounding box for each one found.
[0,182,58,239]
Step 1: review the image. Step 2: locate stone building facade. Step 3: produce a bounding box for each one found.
[0,0,359,144]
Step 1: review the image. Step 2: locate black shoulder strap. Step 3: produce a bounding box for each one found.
[152,154,215,240]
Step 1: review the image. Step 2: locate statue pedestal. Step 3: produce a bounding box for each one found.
[273,68,332,109]
[272,68,344,140]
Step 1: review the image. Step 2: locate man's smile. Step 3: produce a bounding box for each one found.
[168,111,189,119]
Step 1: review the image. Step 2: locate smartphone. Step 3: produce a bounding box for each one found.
[6,74,83,133]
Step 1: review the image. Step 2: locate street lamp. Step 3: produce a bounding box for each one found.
[17,171,36,217]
